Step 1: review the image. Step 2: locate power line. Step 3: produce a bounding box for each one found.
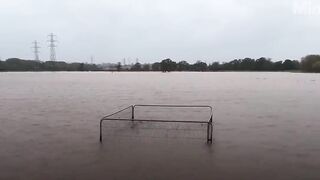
[48,33,57,61]
[32,41,40,61]
[90,56,94,64]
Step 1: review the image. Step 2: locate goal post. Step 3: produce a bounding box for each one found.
[100,104,213,143]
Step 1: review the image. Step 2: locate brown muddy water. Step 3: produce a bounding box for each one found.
[0,72,319,180]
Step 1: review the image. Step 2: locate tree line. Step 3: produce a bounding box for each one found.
[0,58,100,71]
[0,55,320,72]
[126,55,320,73]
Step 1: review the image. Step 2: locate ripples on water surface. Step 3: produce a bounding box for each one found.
[0,72,319,179]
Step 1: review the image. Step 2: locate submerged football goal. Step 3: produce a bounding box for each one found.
[99,104,214,143]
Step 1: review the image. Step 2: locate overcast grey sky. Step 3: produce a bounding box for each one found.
[0,0,320,63]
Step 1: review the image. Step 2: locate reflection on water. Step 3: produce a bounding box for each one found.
[0,72,319,179]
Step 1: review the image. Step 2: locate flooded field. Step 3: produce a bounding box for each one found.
[0,72,320,179]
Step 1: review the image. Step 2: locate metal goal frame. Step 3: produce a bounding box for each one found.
[99,104,214,143]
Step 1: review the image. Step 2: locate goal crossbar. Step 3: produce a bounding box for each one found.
[99,104,214,143]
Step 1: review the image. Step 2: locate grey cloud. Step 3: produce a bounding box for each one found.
[0,0,319,63]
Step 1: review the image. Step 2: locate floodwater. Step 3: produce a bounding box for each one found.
[0,72,319,180]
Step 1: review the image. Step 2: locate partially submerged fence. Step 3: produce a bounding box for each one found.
[99,104,214,143]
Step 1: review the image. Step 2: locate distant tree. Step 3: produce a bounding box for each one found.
[208,62,220,71]
[240,58,256,71]
[89,64,100,71]
[273,61,283,71]
[131,62,142,71]
[43,61,69,71]
[160,59,177,72]
[78,63,85,71]
[55,61,69,71]
[219,62,230,71]
[282,59,299,71]
[177,61,190,71]
[255,57,273,71]
[229,59,241,71]
[3,55,320,72]
[192,61,207,71]
[151,62,161,71]
[81,63,99,71]
[116,62,122,71]
[68,63,81,71]
[6,58,19,70]
[301,55,320,72]
[312,61,320,72]
[220,62,231,71]
[0,60,5,71]
[0,58,101,71]
[292,60,300,70]
[142,64,151,71]
[5,58,42,71]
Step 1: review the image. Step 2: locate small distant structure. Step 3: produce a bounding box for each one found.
[121,58,132,70]
[121,64,132,71]
[100,63,118,71]
[32,41,40,61]
[100,62,132,71]
[90,56,94,64]
[48,33,57,61]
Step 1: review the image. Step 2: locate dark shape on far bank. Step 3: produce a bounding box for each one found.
[0,58,100,71]
[301,55,320,72]
[116,62,121,71]
[0,55,319,72]
[130,62,142,71]
[160,59,177,72]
